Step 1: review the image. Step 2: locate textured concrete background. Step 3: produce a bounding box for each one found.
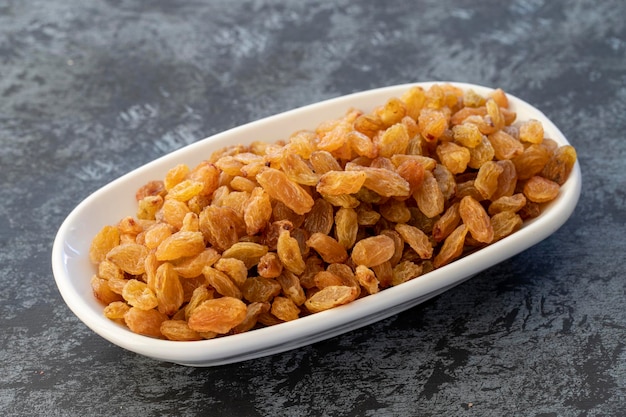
[1,0,626,415]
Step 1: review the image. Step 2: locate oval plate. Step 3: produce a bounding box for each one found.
[52,82,581,366]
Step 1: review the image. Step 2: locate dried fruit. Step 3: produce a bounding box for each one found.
[474,161,504,200]
[89,84,576,340]
[89,226,120,264]
[306,233,348,264]
[304,286,358,313]
[122,279,158,311]
[316,170,367,196]
[242,277,282,303]
[106,243,148,275]
[459,196,494,244]
[276,229,306,274]
[160,320,202,341]
[523,176,560,203]
[433,224,468,268]
[155,231,205,261]
[395,223,433,259]
[541,145,577,185]
[351,235,395,267]
[257,167,314,215]
[124,307,168,338]
[202,266,243,299]
[91,276,123,305]
[271,297,301,322]
[187,297,247,334]
[413,170,444,218]
[154,263,184,316]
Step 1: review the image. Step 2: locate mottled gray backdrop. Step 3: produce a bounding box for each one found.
[1,0,626,416]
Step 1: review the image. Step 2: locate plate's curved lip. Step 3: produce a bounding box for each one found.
[51,81,582,366]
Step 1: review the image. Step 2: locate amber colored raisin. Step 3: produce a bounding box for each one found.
[519,119,544,144]
[306,233,348,264]
[122,279,158,311]
[313,271,347,289]
[184,285,213,321]
[512,144,551,180]
[143,223,173,250]
[523,176,560,203]
[467,136,495,169]
[463,90,486,108]
[395,223,433,259]
[413,170,444,218]
[214,257,248,288]
[396,159,425,195]
[310,150,343,174]
[91,276,124,305]
[276,230,306,274]
[459,196,494,244]
[491,211,523,242]
[281,152,320,186]
[391,260,423,286]
[155,231,205,262]
[474,161,504,200]
[489,130,524,160]
[104,301,130,320]
[377,123,410,158]
[172,248,220,279]
[378,97,407,127]
[106,243,148,275]
[355,265,379,294]
[257,252,283,278]
[432,202,461,242]
[189,161,220,196]
[243,187,273,236]
[486,98,505,132]
[491,159,518,200]
[199,206,242,252]
[419,108,449,141]
[345,164,411,198]
[89,225,120,264]
[351,235,395,267]
[380,199,411,224]
[136,180,166,201]
[452,123,483,148]
[97,259,125,281]
[451,106,487,126]
[401,86,426,120]
[433,164,457,201]
[334,207,358,249]
[187,297,247,334]
[437,141,470,174]
[232,302,270,334]
[488,193,527,216]
[203,266,243,299]
[271,296,301,322]
[276,271,306,306]
[160,320,202,341]
[303,198,334,235]
[124,307,167,338]
[137,195,164,221]
[256,167,315,215]
[540,145,577,185]
[242,277,282,303]
[304,285,359,314]
[433,224,469,268]
[154,263,184,316]
[165,179,204,202]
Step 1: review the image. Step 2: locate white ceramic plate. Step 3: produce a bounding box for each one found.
[52,82,581,366]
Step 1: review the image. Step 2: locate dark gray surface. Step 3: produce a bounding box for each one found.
[2,0,625,415]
